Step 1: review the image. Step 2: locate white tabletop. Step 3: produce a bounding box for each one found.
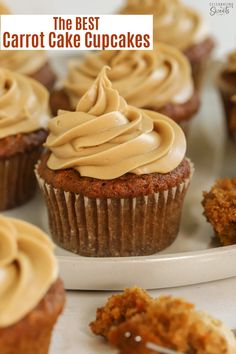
[51,276,236,354]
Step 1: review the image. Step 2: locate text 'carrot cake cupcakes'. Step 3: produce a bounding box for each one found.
[0,216,65,354]
[218,51,236,139]
[36,66,193,257]
[202,179,236,246]
[120,0,215,89]
[90,287,236,354]
[0,69,50,211]
[51,44,200,134]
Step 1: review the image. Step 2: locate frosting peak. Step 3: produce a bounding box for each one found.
[0,69,50,139]
[46,67,186,180]
[76,66,127,115]
[120,0,208,50]
[0,216,58,328]
[65,44,194,110]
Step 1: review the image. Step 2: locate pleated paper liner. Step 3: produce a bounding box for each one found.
[219,90,236,140]
[191,60,208,91]
[36,161,194,257]
[0,148,42,211]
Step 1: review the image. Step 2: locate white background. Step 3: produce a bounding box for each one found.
[3,0,236,57]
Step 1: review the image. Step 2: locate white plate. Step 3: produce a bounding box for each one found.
[4,60,236,290]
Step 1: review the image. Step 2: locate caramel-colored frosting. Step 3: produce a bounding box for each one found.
[65,44,194,110]
[0,1,10,14]
[0,69,50,139]
[120,0,208,50]
[46,67,186,180]
[0,216,58,328]
[225,51,236,73]
[0,51,47,76]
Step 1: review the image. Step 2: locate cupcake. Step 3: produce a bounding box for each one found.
[36,66,193,257]
[0,215,65,354]
[202,178,236,246]
[0,68,50,211]
[0,3,56,91]
[91,287,236,354]
[50,44,200,134]
[218,51,236,139]
[231,95,236,133]
[120,0,215,89]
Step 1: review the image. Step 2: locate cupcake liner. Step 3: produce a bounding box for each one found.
[219,89,236,140]
[191,60,208,91]
[0,149,42,211]
[36,161,193,257]
[179,120,191,138]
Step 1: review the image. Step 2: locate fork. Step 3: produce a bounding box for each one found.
[124,332,184,354]
[146,342,184,354]
[124,329,236,354]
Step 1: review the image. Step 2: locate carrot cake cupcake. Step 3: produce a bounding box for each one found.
[90,287,236,354]
[218,51,236,139]
[0,68,50,211]
[51,44,200,133]
[0,215,65,354]
[202,178,236,246]
[120,0,215,89]
[0,3,56,91]
[36,66,193,257]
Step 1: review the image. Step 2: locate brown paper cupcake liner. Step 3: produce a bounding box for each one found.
[0,149,42,211]
[219,89,236,140]
[36,161,193,257]
[191,60,208,91]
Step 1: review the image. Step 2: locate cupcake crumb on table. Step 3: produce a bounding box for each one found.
[202,179,236,246]
[0,215,65,354]
[90,287,236,354]
[90,287,152,338]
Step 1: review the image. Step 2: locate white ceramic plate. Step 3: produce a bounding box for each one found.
[4,60,236,290]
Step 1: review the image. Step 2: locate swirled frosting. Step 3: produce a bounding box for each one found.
[0,69,50,139]
[0,216,58,328]
[224,51,236,73]
[46,67,186,180]
[120,0,208,50]
[65,44,194,110]
[0,51,47,76]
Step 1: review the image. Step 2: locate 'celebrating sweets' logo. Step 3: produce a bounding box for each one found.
[209,2,234,16]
